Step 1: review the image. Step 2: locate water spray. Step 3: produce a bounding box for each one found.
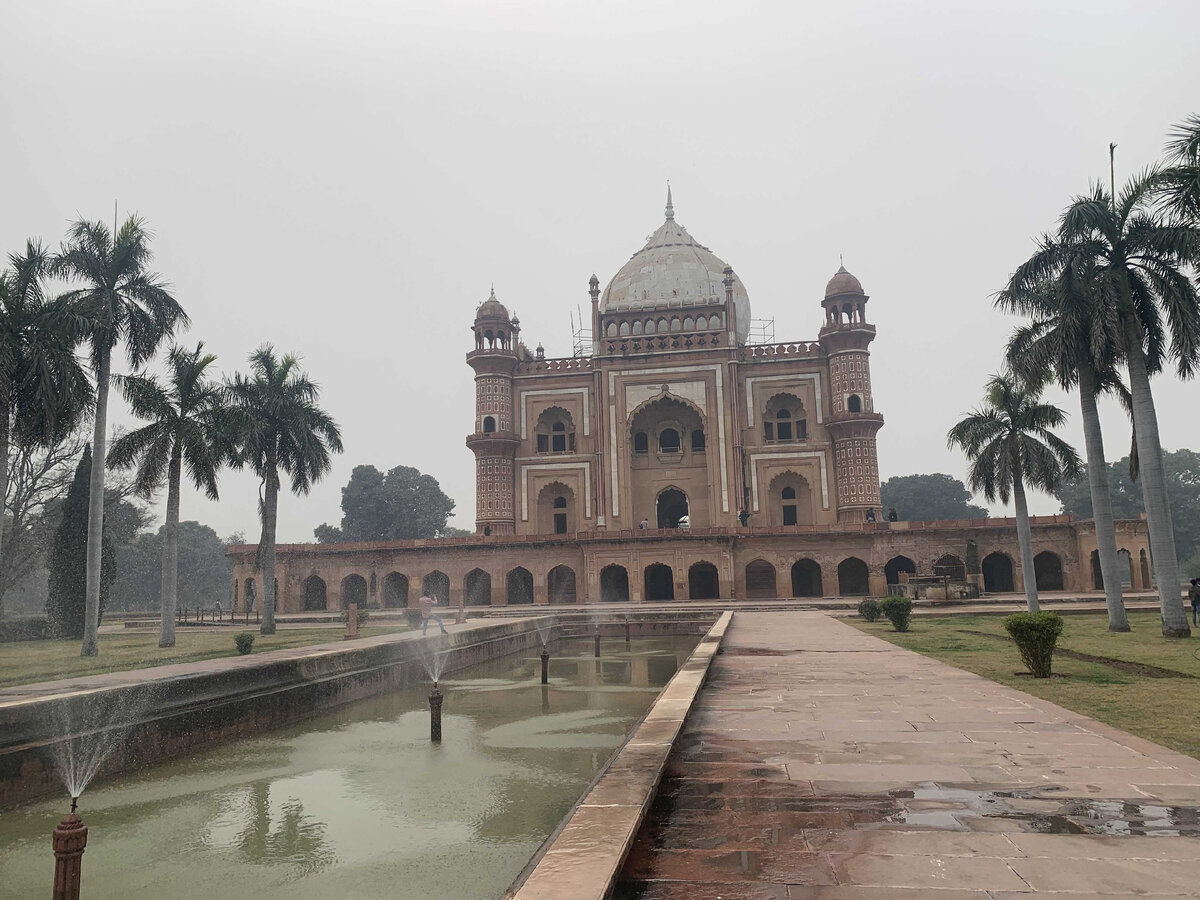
[540,647,550,685]
[52,799,88,900]
[429,682,443,743]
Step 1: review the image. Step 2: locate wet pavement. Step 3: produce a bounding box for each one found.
[614,612,1200,898]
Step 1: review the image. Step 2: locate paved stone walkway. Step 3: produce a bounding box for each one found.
[616,612,1200,898]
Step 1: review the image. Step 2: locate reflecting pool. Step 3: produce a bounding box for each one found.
[0,636,697,899]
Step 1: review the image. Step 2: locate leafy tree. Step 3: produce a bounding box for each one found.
[1155,114,1200,223]
[52,216,187,655]
[46,446,116,638]
[108,343,234,646]
[1003,171,1200,635]
[0,240,92,576]
[228,346,342,635]
[948,374,1081,612]
[1058,449,1200,580]
[440,526,472,538]
[998,265,1132,631]
[878,473,988,521]
[315,464,456,542]
[110,521,233,613]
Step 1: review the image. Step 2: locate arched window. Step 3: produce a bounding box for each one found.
[633,431,649,454]
[782,486,796,499]
[691,429,705,451]
[847,394,862,413]
[553,496,567,508]
[482,416,496,433]
[763,393,807,443]
[536,407,575,454]
[659,428,680,453]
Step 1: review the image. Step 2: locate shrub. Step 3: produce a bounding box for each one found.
[404,609,424,628]
[878,596,913,632]
[339,608,370,626]
[857,598,881,622]
[1003,611,1063,678]
[235,632,255,655]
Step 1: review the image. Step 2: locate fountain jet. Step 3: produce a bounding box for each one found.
[52,803,88,900]
[429,683,443,742]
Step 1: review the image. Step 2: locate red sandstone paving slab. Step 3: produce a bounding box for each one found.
[662,761,792,780]
[803,829,1022,857]
[622,846,837,884]
[613,880,791,899]
[787,888,992,899]
[1006,833,1200,860]
[779,763,977,782]
[827,853,1029,891]
[1008,857,1200,893]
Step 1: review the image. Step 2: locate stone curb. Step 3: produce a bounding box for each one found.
[508,610,733,900]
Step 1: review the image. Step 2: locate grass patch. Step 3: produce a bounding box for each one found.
[850,610,1200,760]
[0,625,406,689]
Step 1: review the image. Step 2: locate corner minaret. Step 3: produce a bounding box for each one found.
[819,264,884,523]
[466,289,521,535]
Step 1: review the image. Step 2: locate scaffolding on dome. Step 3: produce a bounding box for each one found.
[570,307,593,358]
[748,317,775,345]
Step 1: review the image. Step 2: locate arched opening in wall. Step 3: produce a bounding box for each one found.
[244,578,256,610]
[644,563,675,601]
[763,393,807,442]
[691,429,705,451]
[933,554,966,582]
[538,482,575,535]
[383,572,409,608]
[981,553,1015,593]
[745,559,777,599]
[600,565,630,602]
[341,574,368,609]
[688,562,720,600]
[547,565,576,603]
[1140,549,1151,589]
[847,394,863,413]
[656,488,689,529]
[464,568,492,606]
[535,407,576,454]
[884,555,916,588]
[792,559,822,597]
[506,567,534,605]
[423,571,450,604]
[482,416,496,433]
[768,471,814,527]
[1034,552,1063,591]
[303,575,327,611]
[633,432,649,454]
[659,428,680,452]
[837,558,870,595]
[553,496,567,534]
[629,395,705,466]
[1117,549,1134,586]
[1091,550,1104,590]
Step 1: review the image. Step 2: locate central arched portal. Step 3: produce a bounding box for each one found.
[644,563,675,601]
[656,488,689,529]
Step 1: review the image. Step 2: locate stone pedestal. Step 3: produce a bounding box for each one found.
[52,812,88,900]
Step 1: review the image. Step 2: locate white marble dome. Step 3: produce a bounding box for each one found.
[600,189,751,344]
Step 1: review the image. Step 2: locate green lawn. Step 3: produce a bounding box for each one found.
[0,625,407,690]
[850,610,1200,760]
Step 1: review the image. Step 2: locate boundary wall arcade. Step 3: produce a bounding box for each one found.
[227,515,1150,611]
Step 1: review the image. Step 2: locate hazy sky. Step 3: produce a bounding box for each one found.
[3,0,1198,542]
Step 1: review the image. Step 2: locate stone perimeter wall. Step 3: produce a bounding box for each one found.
[228,517,1151,612]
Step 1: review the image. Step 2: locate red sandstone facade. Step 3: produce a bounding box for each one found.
[229,193,1150,611]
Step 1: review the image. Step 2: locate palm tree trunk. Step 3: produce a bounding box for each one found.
[1123,317,1188,636]
[260,465,278,636]
[81,345,111,657]
[0,396,10,619]
[1012,473,1039,612]
[159,440,183,648]
[1078,367,1130,631]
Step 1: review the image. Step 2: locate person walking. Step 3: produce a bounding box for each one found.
[638,517,649,530]
[419,591,448,636]
[1189,578,1200,627]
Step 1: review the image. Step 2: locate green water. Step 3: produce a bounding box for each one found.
[0,637,696,899]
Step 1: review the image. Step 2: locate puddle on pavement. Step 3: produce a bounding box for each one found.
[643,778,1200,839]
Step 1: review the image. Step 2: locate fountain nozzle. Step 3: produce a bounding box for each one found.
[540,647,550,685]
[70,796,78,814]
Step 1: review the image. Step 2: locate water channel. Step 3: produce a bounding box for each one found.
[0,635,698,899]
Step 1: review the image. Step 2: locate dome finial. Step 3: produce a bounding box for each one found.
[665,181,674,220]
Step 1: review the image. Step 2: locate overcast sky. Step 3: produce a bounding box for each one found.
[3,0,1198,542]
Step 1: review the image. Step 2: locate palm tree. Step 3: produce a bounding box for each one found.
[997,264,1131,630]
[0,241,92,573]
[1004,174,1200,636]
[1155,114,1200,223]
[227,346,342,635]
[108,343,234,647]
[948,374,1082,612]
[52,217,187,656]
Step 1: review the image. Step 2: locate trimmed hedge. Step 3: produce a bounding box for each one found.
[0,618,49,643]
[1003,611,1063,678]
[235,632,255,655]
[857,598,881,622]
[878,596,913,632]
